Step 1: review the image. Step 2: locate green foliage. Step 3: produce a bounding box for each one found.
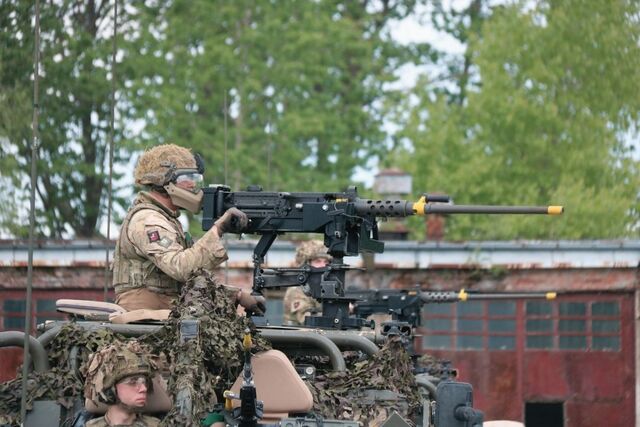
[395,0,640,239]
[0,0,131,237]
[125,1,419,193]
[0,0,428,238]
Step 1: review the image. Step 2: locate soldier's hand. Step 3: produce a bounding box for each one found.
[214,207,248,235]
[237,291,267,315]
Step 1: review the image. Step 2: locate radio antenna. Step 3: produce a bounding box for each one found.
[20,0,41,420]
[104,0,118,302]
[223,90,229,283]
[266,113,272,190]
[223,90,229,186]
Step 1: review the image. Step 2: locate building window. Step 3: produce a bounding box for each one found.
[3,299,26,330]
[525,300,620,351]
[422,300,516,351]
[422,297,622,352]
[2,298,68,330]
[35,299,66,325]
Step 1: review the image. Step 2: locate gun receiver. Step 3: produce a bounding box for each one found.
[202,185,563,329]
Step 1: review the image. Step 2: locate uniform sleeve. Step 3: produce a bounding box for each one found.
[128,211,228,282]
[283,287,319,325]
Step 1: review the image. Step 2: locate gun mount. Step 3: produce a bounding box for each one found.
[202,185,563,330]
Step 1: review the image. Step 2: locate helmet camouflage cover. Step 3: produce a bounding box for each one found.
[134,144,198,187]
[295,240,331,265]
[84,341,157,403]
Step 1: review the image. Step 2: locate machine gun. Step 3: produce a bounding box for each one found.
[346,288,557,355]
[347,288,558,329]
[202,185,563,330]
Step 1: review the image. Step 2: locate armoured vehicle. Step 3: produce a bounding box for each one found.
[0,187,562,427]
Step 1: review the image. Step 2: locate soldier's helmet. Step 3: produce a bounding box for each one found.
[84,341,156,404]
[295,240,331,265]
[134,144,200,187]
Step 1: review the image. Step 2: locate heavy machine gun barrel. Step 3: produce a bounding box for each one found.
[356,195,562,217]
[420,289,558,304]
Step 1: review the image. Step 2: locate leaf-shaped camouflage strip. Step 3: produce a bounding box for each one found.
[306,336,421,426]
[148,270,270,426]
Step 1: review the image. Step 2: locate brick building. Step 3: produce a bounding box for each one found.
[0,239,638,426]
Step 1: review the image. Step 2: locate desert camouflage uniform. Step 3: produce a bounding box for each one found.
[283,286,322,326]
[86,414,161,427]
[282,241,330,326]
[113,192,228,311]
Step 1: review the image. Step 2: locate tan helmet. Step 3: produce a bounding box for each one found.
[134,144,198,187]
[295,240,331,265]
[84,341,156,404]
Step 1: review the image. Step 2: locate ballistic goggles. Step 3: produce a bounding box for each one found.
[170,169,204,193]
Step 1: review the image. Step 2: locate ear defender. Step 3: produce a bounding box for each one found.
[98,387,117,405]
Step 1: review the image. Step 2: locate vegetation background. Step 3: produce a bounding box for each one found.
[1,0,638,240]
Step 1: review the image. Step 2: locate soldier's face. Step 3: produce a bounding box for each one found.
[310,257,330,268]
[176,177,196,191]
[115,375,149,408]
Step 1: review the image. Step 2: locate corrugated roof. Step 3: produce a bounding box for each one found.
[0,239,638,269]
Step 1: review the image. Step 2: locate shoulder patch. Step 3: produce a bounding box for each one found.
[158,236,173,248]
[147,230,161,243]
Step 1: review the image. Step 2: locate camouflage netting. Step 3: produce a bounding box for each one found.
[307,336,422,426]
[0,272,269,426]
[150,270,271,425]
[0,324,125,425]
[417,353,456,379]
[0,271,425,426]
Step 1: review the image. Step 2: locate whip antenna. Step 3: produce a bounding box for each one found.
[223,90,229,185]
[223,91,229,283]
[20,0,41,421]
[267,114,272,190]
[104,0,118,301]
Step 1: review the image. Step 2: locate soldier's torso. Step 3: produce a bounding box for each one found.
[113,193,186,298]
[86,414,160,427]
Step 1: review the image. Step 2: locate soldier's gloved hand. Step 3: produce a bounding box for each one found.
[214,208,248,235]
[237,290,267,315]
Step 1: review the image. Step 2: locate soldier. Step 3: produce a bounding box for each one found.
[84,342,160,427]
[113,144,264,314]
[282,240,331,326]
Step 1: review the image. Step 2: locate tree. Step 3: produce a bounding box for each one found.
[394,0,640,239]
[428,0,493,104]
[126,0,425,194]
[0,0,133,237]
[1,0,432,238]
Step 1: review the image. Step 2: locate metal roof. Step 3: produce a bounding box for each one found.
[0,239,638,269]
